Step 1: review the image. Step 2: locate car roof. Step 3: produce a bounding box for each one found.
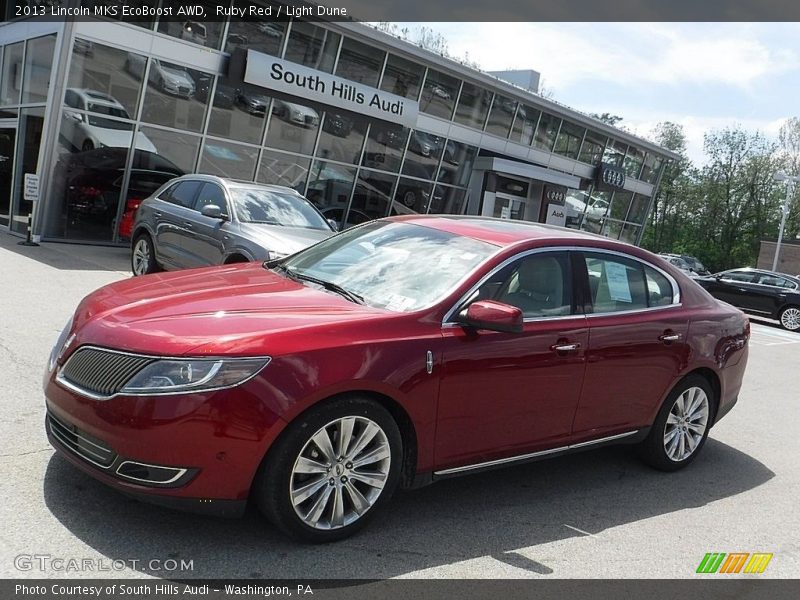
[171,174,301,195]
[723,267,799,280]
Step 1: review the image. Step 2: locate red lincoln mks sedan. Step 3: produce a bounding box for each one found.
[44,216,750,542]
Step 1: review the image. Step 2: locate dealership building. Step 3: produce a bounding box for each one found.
[0,2,679,246]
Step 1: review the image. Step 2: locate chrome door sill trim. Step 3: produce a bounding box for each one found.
[433,430,639,476]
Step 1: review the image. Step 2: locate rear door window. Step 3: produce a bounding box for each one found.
[720,270,757,283]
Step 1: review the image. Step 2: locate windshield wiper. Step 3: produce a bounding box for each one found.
[274,266,364,305]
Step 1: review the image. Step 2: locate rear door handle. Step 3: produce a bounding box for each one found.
[183,221,194,229]
[551,343,581,352]
[153,211,162,218]
[659,333,682,343]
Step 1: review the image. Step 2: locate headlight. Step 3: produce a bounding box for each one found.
[291,109,302,119]
[120,357,269,395]
[48,317,74,372]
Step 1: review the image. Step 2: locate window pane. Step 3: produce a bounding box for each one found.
[603,140,627,167]
[1,42,23,106]
[619,222,640,245]
[533,112,560,152]
[198,139,258,180]
[437,140,478,187]
[139,126,200,173]
[493,253,572,318]
[578,130,606,165]
[169,180,203,208]
[554,121,585,159]
[335,37,385,87]
[22,35,56,103]
[601,219,623,240]
[640,153,663,184]
[207,81,264,144]
[362,122,408,173]
[429,185,467,215]
[317,110,368,165]
[194,182,229,215]
[140,60,210,132]
[350,169,395,223]
[624,146,645,178]
[264,97,320,155]
[284,22,339,73]
[626,194,649,225]
[68,40,144,121]
[156,5,224,50]
[402,130,444,179]
[721,271,756,283]
[305,160,356,220]
[454,83,491,129]
[578,189,611,234]
[584,253,649,313]
[485,94,517,137]
[226,2,286,57]
[645,266,673,306]
[510,104,540,145]
[11,107,44,234]
[380,54,424,100]
[565,188,590,229]
[609,190,633,221]
[257,149,310,191]
[392,177,433,216]
[420,69,459,120]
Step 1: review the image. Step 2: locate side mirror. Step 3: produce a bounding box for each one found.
[327,218,340,232]
[200,204,224,219]
[457,300,523,334]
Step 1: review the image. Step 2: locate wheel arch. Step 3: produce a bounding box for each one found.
[223,251,252,264]
[680,367,721,424]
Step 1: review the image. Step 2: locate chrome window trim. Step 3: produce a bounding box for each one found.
[56,345,271,401]
[441,245,681,326]
[434,430,639,476]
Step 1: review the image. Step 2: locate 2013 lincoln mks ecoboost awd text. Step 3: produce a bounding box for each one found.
[44,216,750,542]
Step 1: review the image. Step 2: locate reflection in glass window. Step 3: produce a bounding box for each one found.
[362,122,408,173]
[305,160,356,218]
[603,140,627,166]
[601,218,623,240]
[392,177,433,216]
[609,190,633,221]
[554,121,585,159]
[578,130,606,165]
[402,130,444,180]
[626,194,649,225]
[454,83,492,129]
[619,223,641,245]
[157,4,224,49]
[139,126,201,173]
[564,188,591,229]
[226,1,286,57]
[640,153,663,184]
[61,91,156,153]
[579,189,611,234]
[429,185,467,215]
[335,37,385,87]
[198,139,259,180]
[208,81,264,144]
[437,140,477,187]
[380,54,424,100]
[317,111,368,164]
[264,97,320,155]
[284,22,340,73]
[533,112,560,152]
[140,59,210,132]
[229,186,329,229]
[1,43,23,106]
[22,35,56,104]
[623,146,645,179]
[349,169,396,225]
[257,149,311,191]
[420,69,459,120]
[510,104,540,145]
[485,94,517,137]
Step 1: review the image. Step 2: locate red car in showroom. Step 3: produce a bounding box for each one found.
[44,216,750,542]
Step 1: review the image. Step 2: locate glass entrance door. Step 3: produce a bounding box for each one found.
[0,125,16,228]
[492,192,528,221]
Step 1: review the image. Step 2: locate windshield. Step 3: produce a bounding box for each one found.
[230,187,330,229]
[280,221,498,312]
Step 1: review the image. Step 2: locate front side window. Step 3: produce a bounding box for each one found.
[230,187,329,230]
[194,183,228,215]
[281,222,497,312]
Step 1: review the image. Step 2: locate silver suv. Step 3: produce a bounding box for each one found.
[130,175,335,275]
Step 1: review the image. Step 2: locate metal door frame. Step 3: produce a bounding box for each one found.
[0,119,19,230]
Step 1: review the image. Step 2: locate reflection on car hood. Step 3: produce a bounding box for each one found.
[236,222,331,255]
[68,263,383,357]
[160,67,194,86]
[87,128,158,153]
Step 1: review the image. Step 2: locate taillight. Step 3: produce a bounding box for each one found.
[125,198,142,212]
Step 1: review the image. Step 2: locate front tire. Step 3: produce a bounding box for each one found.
[131,233,160,276]
[638,375,714,471]
[254,397,402,543]
[779,306,800,332]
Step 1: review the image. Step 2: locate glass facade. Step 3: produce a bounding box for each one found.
[1,14,670,248]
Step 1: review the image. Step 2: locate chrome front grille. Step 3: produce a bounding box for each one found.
[60,347,153,397]
[48,412,117,468]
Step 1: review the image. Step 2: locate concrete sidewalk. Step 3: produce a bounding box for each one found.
[0,230,131,275]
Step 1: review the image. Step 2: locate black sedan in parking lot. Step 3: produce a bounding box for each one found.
[695,267,800,331]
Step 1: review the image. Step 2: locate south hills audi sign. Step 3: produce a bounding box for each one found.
[242,50,419,128]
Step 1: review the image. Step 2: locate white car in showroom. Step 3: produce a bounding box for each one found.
[62,88,157,153]
[125,54,196,98]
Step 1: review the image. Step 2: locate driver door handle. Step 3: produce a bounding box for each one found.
[659,332,682,343]
[551,342,580,352]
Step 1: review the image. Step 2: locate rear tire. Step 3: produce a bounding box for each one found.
[254,397,402,543]
[131,233,161,276]
[779,306,800,332]
[638,374,714,472]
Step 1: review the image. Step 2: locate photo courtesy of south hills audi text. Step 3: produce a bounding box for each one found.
[14,583,315,596]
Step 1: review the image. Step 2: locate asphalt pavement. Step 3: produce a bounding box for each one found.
[0,231,797,579]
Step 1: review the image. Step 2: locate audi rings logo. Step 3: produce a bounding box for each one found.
[546,190,566,203]
[596,163,626,190]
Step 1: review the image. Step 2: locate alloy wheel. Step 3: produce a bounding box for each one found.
[780,307,800,331]
[132,238,151,276]
[663,386,709,462]
[290,416,391,530]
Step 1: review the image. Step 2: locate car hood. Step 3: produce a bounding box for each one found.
[67,263,385,358]
[160,67,194,86]
[235,222,332,256]
[87,127,158,153]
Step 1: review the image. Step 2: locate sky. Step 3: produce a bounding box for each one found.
[415,22,799,164]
